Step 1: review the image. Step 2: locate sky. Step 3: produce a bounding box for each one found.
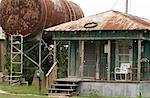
[69,0,150,20]
[0,0,149,20]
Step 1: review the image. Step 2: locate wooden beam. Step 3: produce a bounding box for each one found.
[53,40,57,78]
[79,40,84,78]
[1,42,4,72]
[68,41,71,77]
[96,41,100,79]
[53,30,144,40]
[53,41,57,63]
[0,42,1,72]
[107,40,111,80]
[137,40,141,81]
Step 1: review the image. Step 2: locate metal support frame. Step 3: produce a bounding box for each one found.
[39,39,42,69]
[10,35,23,82]
[10,34,53,84]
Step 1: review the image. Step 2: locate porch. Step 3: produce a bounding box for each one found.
[44,30,150,97]
[45,38,150,97]
[67,39,150,81]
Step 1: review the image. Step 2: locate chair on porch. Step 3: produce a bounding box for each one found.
[115,63,132,80]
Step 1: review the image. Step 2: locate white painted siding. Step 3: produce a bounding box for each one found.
[0,27,5,40]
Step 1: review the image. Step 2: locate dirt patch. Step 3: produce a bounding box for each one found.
[0,90,8,94]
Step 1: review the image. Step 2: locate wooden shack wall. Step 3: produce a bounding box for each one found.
[69,41,79,77]
[55,30,150,79]
[0,40,4,72]
[99,42,107,80]
[133,40,138,66]
[142,41,150,63]
[110,41,116,80]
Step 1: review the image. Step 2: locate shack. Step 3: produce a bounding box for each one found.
[44,10,150,97]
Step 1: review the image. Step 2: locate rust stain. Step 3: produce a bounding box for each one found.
[0,0,84,36]
[45,10,150,31]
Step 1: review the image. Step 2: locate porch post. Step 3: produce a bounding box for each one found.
[137,39,141,81]
[68,41,71,77]
[96,41,100,79]
[0,41,4,72]
[53,40,57,78]
[79,40,84,78]
[107,40,111,80]
[53,40,57,63]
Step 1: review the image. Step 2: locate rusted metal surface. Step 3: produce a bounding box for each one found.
[45,10,150,31]
[0,0,84,36]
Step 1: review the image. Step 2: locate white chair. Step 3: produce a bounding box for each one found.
[115,63,132,80]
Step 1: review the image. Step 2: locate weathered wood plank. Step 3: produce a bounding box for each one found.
[79,41,84,78]
[107,40,111,80]
[96,41,100,79]
[137,40,141,81]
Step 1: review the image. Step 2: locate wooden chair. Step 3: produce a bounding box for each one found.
[115,63,132,80]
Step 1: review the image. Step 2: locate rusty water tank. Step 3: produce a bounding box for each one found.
[0,0,84,36]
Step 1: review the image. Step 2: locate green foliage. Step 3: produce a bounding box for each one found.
[23,42,38,84]
[57,42,68,78]
[4,34,11,74]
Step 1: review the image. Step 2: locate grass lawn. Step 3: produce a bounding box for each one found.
[0,93,49,98]
[0,84,46,95]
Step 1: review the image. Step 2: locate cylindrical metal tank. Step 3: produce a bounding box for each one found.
[0,0,84,36]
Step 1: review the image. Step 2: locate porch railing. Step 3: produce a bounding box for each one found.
[45,62,57,90]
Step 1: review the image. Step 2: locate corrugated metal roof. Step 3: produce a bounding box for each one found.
[45,10,150,31]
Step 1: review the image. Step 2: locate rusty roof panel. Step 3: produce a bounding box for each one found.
[45,10,150,31]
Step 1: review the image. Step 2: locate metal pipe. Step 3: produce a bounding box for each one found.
[126,0,128,14]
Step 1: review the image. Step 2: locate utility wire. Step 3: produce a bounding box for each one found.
[129,0,131,14]
[111,0,119,10]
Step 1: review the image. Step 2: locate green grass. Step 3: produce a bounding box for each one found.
[0,84,46,95]
[0,93,49,98]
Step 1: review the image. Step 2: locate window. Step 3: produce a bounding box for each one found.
[116,40,133,67]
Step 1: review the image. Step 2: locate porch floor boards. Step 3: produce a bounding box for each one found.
[55,78,81,82]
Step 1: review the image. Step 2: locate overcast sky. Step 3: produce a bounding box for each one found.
[0,0,149,20]
[69,0,150,20]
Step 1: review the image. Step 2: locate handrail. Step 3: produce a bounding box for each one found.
[46,62,57,77]
[45,62,57,90]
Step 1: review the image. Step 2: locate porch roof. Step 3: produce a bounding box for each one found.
[45,10,150,31]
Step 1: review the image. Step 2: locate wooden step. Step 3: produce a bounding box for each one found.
[51,84,78,87]
[55,78,81,82]
[48,78,80,96]
[48,93,71,96]
[49,88,75,92]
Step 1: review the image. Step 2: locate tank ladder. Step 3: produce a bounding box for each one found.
[9,35,23,84]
